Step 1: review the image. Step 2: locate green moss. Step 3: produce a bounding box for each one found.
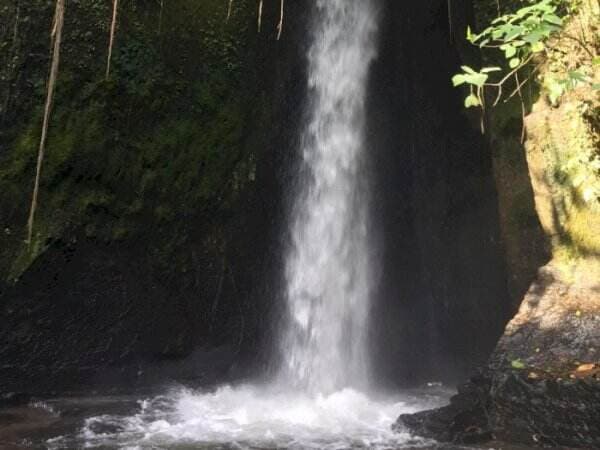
[526,2,599,264]
[0,0,266,283]
[479,0,600,299]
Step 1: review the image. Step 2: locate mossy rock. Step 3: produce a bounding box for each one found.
[0,0,271,282]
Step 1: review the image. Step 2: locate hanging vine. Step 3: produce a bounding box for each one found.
[257,0,263,32]
[106,0,119,79]
[158,0,164,34]
[227,0,234,21]
[276,0,284,40]
[24,0,287,243]
[226,0,284,38]
[27,0,66,245]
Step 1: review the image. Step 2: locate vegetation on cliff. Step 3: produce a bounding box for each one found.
[453,0,599,300]
[522,0,599,268]
[0,0,276,283]
[400,3,599,446]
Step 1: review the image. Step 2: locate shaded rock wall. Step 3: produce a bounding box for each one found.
[398,1,600,447]
[0,0,308,395]
[0,0,548,396]
[399,263,600,448]
[368,0,512,386]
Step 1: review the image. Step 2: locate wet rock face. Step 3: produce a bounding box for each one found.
[491,371,600,447]
[368,0,511,387]
[490,264,600,373]
[0,237,246,394]
[0,0,310,396]
[398,370,600,448]
[399,263,600,448]
[488,263,600,447]
[395,373,493,445]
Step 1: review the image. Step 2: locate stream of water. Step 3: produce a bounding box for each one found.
[32,2,451,448]
[281,0,376,395]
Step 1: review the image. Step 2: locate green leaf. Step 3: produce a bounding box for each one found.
[541,23,562,33]
[465,72,489,88]
[464,94,481,108]
[503,44,517,58]
[505,25,525,41]
[545,77,565,105]
[568,70,587,82]
[531,41,545,53]
[592,57,600,66]
[481,67,502,73]
[511,359,526,369]
[543,14,563,25]
[509,57,521,69]
[466,25,474,42]
[452,74,466,87]
[523,29,546,44]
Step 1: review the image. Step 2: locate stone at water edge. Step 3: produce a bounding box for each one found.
[398,263,600,448]
[0,392,31,408]
[394,372,494,445]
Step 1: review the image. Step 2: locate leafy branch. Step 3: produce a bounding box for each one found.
[453,0,599,133]
[453,0,565,114]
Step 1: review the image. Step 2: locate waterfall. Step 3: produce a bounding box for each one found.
[281,0,379,394]
[67,3,452,448]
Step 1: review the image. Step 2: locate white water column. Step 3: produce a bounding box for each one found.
[281,0,379,394]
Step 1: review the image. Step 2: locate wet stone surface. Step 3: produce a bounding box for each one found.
[399,263,600,448]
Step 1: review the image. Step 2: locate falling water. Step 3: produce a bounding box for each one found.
[282,0,378,393]
[51,3,451,448]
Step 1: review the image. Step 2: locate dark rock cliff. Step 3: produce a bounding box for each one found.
[0,0,308,395]
[398,264,600,448]
[398,1,600,447]
[368,0,512,386]
[0,0,562,406]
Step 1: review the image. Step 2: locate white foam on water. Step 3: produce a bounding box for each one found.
[68,385,444,449]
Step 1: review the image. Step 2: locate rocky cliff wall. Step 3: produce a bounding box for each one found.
[368,0,512,386]
[0,0,308,395]
[399,1,600,446]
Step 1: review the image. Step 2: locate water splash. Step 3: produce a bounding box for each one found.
[48,387,446,449]
[282,0,379,394]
